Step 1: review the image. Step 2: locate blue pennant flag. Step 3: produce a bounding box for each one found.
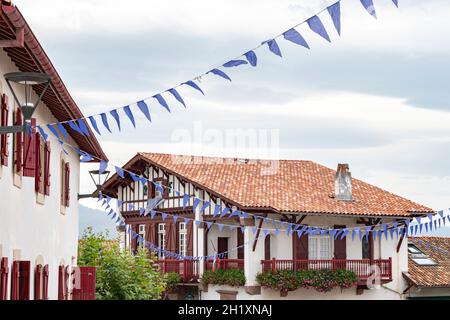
[88,116,101,135]
[223,59,248,68]
[128,204,134,211]
[212,204,221,217]
[150,210,156,219]
[161,212,167,221]
[383,224,388,240]
[274,228,280,236]
[37,126,48,142]
[438,210,444,219]
[184,217,191,224]
[109,110,121,131]
[424,223,429,233]
[240,226,245,234]
[168,88,186,108]
[208,69,232,81]
[46,124,60,140]
[307,15,331,42]
[360,0,377,19]
[377,230,383,240]
[283,28,309,49]
[56,123,70,140]
[68,120,84,135]
[351,229,358,241]
[129,172,140,182]
[244,51,257,66]
[80,153,93,162]
[123,105,136,128]
[183,194,190,208]
[153,94,171,113]
[340,229,349,240]
[206,221,212,229]
[263,229,270,236]
[392,0,398,7]
[200,202,210,214]
[115,166,125,178]
[139,208,145,216]
[137,100,152,122]
[183,80,204,95]
[416,217,421,224]
[220,207,231,218]
[173,215,179,223]
[100,113,112,133]
[263,39,282,57]
[229,210,240,218]
[327,2,341,35]
[77,118,90,136]
[193,198,201,212]
[117,199,124,207]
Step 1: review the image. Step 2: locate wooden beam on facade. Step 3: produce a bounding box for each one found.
[252,215,266,252]
[396,232,405,253]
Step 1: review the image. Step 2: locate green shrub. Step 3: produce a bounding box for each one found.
[164,272,182,292]
[256,269,358,293]
[202,269,246,287]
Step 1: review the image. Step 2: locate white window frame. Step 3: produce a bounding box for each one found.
[179,222,187,257]
[309,230,333,260]
[158,223,166,259]
[138,224,145,249]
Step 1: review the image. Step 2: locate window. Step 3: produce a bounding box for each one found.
[411,257,437,266]
[408,243,437,265]
[309,233,332,259]
[158,223,166,259]
[408,244,422,254]
[137,224,145,248]
[179,222,187,257]
[362,237,371,259]
[60,159,70,208]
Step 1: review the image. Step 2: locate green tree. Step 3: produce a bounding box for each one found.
[78,227,167,300]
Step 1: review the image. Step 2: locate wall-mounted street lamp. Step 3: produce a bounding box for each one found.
[78,169,110,200]
[0,72,52,134]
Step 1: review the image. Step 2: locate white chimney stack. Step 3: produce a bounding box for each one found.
[335,163,352,201]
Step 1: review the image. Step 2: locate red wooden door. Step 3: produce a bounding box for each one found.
[293,230,309,260]
[72,267,96,300]
[0,257,8,300]
[334,225,347,259]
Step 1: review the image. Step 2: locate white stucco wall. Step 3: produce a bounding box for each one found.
[0,50,81,300]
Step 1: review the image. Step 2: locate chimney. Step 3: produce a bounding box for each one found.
[335,163,352,201]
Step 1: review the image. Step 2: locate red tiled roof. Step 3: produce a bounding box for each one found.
[406,237,450,288]
[103,152,433,217]
[0,4,107,161]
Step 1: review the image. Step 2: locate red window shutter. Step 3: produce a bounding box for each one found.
[23,118,36,177]
[293,225,309,260]
[0,257,9,300]
[44,141,51,195]
[10,261,19,300]
[43,264,49,300]
[34,264,42,300]
[65,162,70,207]
[18,261,30,300]
[64,266,70,300]
[58,265,64,300]
[334,225,347,259]
[237,228,244,259]
[35,132,42,193]
[14,108,23,173]
[1,94,10,166]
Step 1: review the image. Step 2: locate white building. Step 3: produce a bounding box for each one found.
[102,152,434,300]
[0,3,106,300]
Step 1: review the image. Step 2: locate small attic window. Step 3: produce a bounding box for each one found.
[237,158,249,164]
[411,257,437,266]
[408,244,423,254]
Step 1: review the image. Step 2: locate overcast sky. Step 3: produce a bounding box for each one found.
[13,0,450,233]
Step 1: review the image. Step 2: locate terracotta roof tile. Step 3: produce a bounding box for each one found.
[407,236,450,288]
[128,152,433,217]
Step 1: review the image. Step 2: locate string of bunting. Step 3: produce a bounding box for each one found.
[36,0,400,135]
[102,205,249,260]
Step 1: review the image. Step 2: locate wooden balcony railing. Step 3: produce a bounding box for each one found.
[260,258,392,282]
[155,259,199,282]
[205,259,244,271]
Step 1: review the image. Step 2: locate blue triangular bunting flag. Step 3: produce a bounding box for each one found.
[100,113,112,133]
[223,59,248,68]
[88,116,101,135]
[208,69,232,81]
[283,28,310,49]
[115,166,125,178]
[183,80,205,95]
[137,100,152,122]
[327,2,341,35]
[244,51,257,66]
[307,15,331,42]
[123,105,136,128]
[168,88,186,108]
[109,109,121,131]
[263,39,282,57]
[153,94,171,113]
[360,0,377,19]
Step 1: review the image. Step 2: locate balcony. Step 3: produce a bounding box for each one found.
[261,258,393,283]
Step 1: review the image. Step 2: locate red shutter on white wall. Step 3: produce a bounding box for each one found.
[1,94,10,166]
[65,162,70,207]
[35,132,42,193]
[58,265,64,300]
[43,264,49,300]
[34,264,42,300]
[14,108,23,173]
[64,266,70,300]
[0,257,8,300]
[44,141,51,195]
[23,118,36,177]
[10,261,19,300]
[18,261,30,300]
